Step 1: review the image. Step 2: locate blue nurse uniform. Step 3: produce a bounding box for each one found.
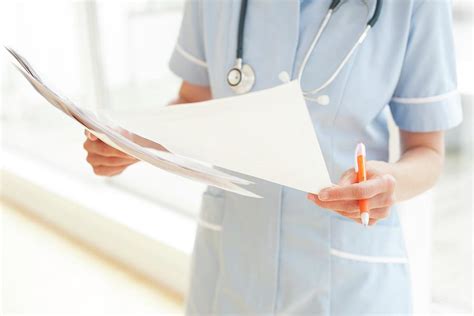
[168,0,463,314]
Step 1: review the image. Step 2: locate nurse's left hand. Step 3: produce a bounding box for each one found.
[307,161,397,226]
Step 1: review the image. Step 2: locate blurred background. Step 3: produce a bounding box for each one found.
[0,0,472,314]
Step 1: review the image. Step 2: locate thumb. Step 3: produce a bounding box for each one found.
[338,168,357,186]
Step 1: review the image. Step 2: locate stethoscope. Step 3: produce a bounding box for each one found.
[226,0,383,105]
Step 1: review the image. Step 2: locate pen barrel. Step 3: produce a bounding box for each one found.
[358,199,369,212]
[356,155,369,212]
[356,155,366,182]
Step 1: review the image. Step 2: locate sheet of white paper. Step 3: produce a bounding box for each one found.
[7,47,259,198]
[113,81,333,194]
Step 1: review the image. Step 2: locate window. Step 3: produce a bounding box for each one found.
[2,0,204,216]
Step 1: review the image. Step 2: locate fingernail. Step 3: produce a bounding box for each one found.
[307,194,314,201]
[319,191,329,200]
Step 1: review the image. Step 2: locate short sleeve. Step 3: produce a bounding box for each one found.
[389,0,463,132]
[168,0,209,86]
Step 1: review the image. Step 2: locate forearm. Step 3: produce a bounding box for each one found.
[392,145,444,201]
[311,131,446,224]
[370,142,444,202]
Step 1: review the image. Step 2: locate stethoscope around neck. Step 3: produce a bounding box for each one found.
[226,0,383,105]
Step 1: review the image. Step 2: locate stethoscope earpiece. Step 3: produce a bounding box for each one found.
[304,94,331,105]
[278,71,291,83]
[316,95,330,106]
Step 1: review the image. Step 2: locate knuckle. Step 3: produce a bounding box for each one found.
[93,166,102,175]
[378,208,390,218]
[383,174,397,191]
[86,154,94,164]
[346,201,359,211]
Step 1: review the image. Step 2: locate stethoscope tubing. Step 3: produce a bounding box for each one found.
[230,0,383,97]
[236,0,248,59]
[298,0,382,99]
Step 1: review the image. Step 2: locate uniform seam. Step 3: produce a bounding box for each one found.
[389,0,429,103]
[329,44,363,177]
[329,248,408,264]
[209,194,227,314]
[328,216,333,316]
[397,208,415,313]
[197,0,207,64]
[196,218,223,231]
[326,30,363,316]
[272,185,283,314]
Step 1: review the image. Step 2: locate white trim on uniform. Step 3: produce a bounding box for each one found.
[391,90,458,105]
[196,218,222,231]
[330,248,408,264]
[175,43,208,68]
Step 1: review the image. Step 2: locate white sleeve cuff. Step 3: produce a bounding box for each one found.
[169,43,210,86]
[389,91,463,132]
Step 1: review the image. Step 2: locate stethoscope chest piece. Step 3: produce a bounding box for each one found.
[227,61,255,94]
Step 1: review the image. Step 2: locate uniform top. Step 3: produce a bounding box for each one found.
[168,0,462,182]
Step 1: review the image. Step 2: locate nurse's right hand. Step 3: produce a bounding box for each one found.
[83,130,138,176]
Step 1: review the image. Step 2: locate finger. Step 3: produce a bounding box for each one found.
[309,193,395,212]
[338,169,357,186]
[84,129,97,141]
[310,194,359,212]
[314,176,349,199]
[335,210,360,219]
[318,175,395,201]
[92,165,127,177]
[86,153,136,167]
[84,139,133,158]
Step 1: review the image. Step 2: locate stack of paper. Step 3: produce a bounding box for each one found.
[6,47,332,198]
[6,47,258,197]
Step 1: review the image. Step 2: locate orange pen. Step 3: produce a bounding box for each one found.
[355,143,369,227]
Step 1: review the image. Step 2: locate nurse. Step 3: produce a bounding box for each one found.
[83,0,462,314]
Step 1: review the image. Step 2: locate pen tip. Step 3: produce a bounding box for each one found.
[361,212,369,227]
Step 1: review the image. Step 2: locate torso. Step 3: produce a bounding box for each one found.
[187,1,416,314]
